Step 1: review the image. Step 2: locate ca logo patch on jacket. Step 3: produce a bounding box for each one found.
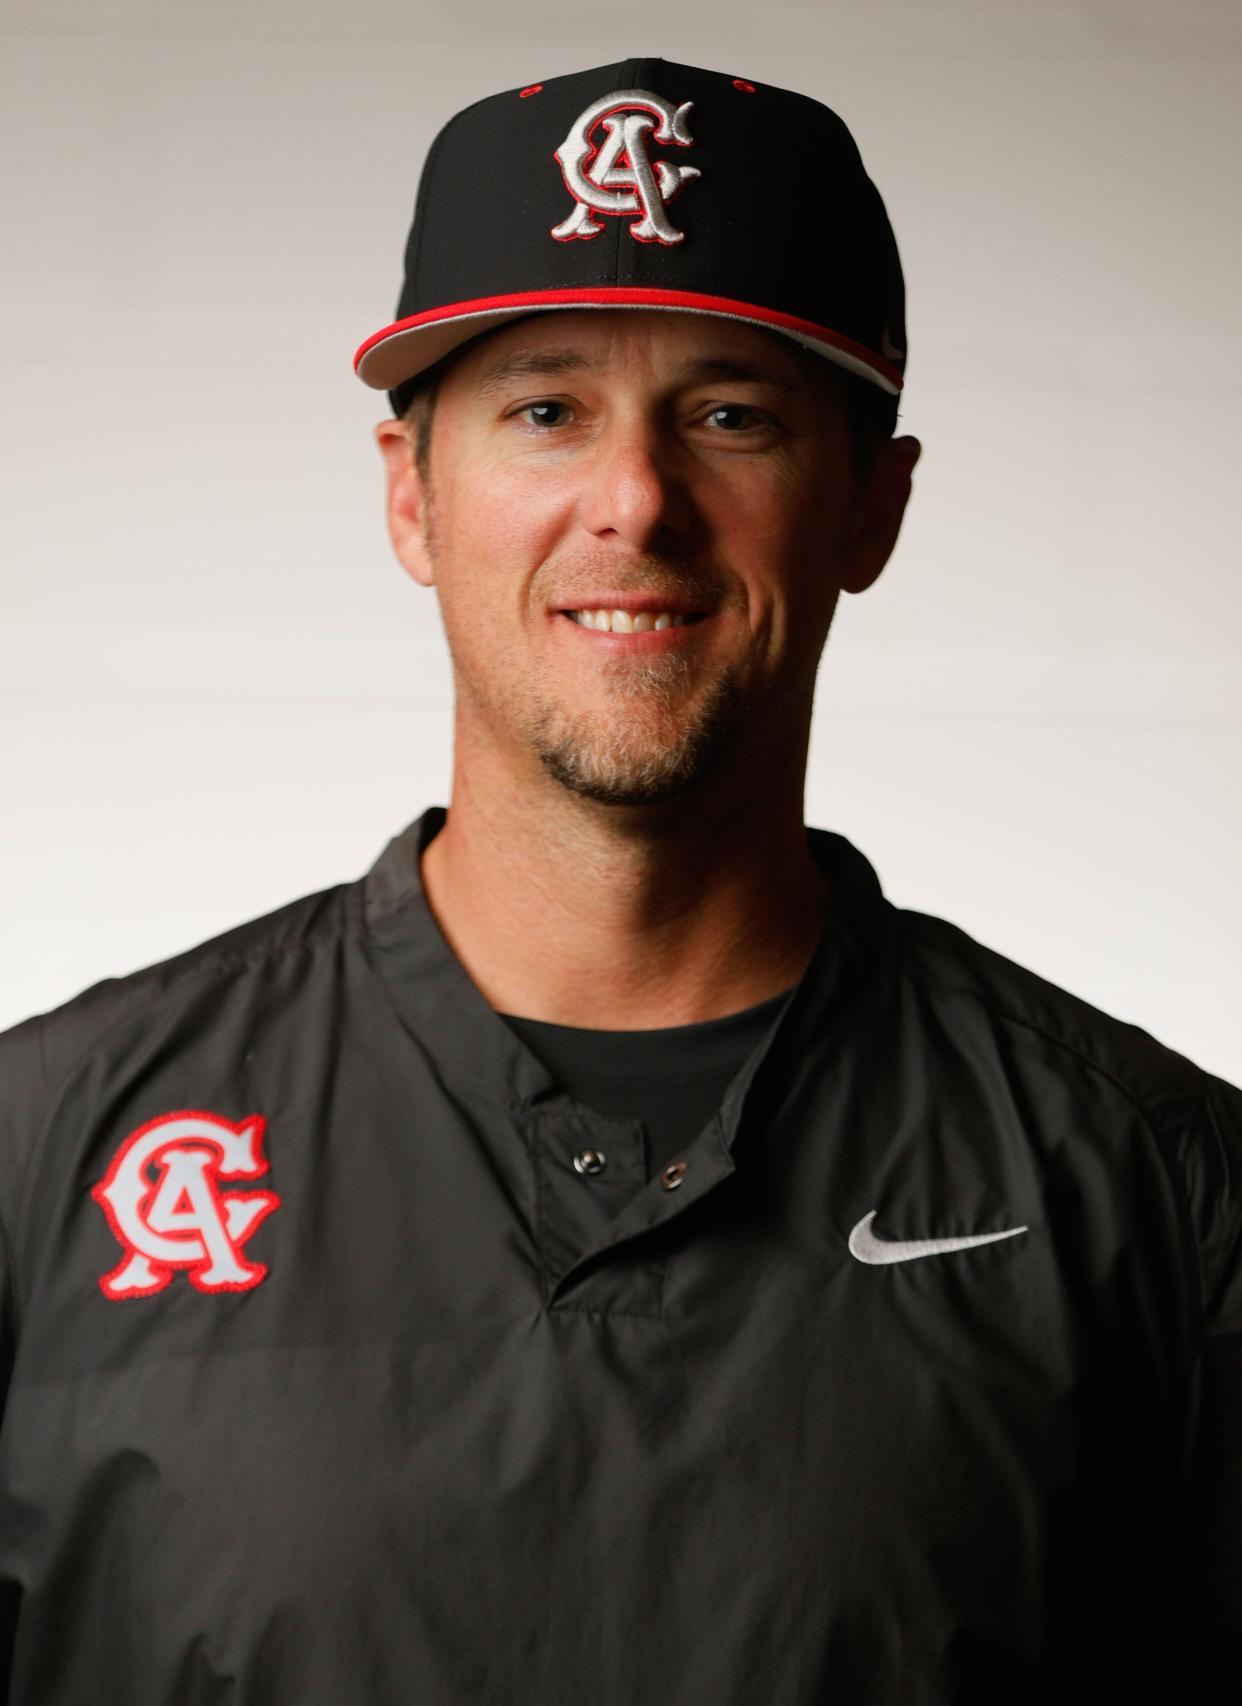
[92,1108,281,1300]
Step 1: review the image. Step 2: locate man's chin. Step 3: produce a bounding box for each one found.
[508,652,750,809]
[530,687,747,809]
[535,751,711,809]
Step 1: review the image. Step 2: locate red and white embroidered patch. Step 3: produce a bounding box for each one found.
[92,1108,281,1300]
[551,88,700,246]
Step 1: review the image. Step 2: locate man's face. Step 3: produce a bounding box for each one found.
[378,309,916,810]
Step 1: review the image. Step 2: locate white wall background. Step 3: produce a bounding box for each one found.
[2,0,1239,1083]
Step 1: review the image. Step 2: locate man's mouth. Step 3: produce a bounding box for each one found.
[559,607,711,632]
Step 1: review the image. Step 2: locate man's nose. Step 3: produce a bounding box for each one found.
[576,417,696,553]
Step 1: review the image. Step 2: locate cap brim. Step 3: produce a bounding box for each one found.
[354,287,903,398]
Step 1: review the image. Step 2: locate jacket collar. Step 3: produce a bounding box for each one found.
[360,804,900,1146]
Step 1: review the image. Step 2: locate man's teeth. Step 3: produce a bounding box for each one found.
[569,609,694,632]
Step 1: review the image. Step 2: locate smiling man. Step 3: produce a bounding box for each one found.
[371,309,918,1031]
[1,53,1239,1706]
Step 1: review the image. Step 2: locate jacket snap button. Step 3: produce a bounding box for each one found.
[573,1149,607,1175]
[660,1160,688,1190]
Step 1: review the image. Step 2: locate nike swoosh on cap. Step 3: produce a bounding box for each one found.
[848,1209,1029,1265]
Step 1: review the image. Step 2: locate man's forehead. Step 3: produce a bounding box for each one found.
[459,311,822,394]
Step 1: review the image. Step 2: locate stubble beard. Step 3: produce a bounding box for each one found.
[524,646,750,806]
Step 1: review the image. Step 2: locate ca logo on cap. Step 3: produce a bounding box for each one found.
[551,88,700,246]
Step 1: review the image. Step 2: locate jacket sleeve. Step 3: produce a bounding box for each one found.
[1161,1066,1242,1700]
[0,1014,51,1704]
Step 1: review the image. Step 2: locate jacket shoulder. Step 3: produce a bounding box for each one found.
[0,879,358,1253]
[896,902,1204,1094]
[895,903,1242,1330]
[6,879,354,1074]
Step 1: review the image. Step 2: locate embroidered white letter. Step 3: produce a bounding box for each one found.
[93,1108,281,1299]
[551,88,700,245]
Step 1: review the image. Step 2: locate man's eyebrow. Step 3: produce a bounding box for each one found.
[472,349,596,397]
[674,356,801,391]
[471,347,803,398]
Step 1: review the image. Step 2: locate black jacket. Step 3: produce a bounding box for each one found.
[1,804,1239,1703]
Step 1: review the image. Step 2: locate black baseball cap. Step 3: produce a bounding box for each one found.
[354,56,907,415]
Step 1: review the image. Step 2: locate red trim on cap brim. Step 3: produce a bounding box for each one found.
[353,287,903,395]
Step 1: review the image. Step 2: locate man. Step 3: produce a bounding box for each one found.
[0,54,1237,1706]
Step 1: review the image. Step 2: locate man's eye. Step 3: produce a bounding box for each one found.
[513,400,571,429]
[703,403,772,431]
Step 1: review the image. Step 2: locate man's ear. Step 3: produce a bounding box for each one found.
[374,418,436,589]
[840,434,922,597]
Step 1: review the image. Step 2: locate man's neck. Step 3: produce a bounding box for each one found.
[416,780,831,1030]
